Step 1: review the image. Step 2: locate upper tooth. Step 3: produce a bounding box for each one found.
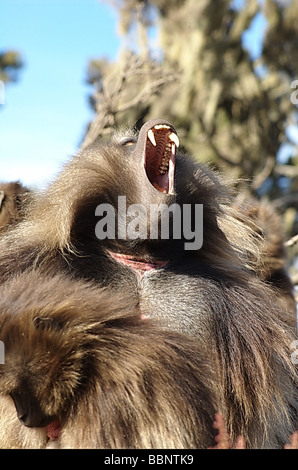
[148,129,157,146]
[154,124,170,130]
[169,132,179,148]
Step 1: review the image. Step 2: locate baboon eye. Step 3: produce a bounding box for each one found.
[120,137,137,147]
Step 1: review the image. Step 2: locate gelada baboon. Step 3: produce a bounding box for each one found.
[0,181,31,233]
[0,271,216,449]
[0,119,296,447]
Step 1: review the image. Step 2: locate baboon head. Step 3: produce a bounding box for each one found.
[0,309,90,428]
[66,118,227,261]
[0,273,128,430]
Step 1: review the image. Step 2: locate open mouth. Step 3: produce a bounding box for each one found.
[108,251,168,275]
[144,123,179,195]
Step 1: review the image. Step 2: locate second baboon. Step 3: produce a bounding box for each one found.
[0,270,216,449]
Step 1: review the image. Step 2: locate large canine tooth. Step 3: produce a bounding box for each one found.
[169,132,179,148]
[148,129,157,146]
[168,157,175,195]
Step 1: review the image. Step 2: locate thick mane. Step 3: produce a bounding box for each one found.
[0,120,296,449]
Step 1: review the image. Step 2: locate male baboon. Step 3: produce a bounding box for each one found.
[0,181,31,233]
[0,271,216,449]
[0,119,296,447]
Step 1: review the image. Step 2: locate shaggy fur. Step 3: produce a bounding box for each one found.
[0,271,216,449]
[232,196,296,328]
[0,119,296,447]
[0,181,31,233]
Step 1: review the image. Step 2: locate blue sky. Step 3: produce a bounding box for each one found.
[0,1,282,188]
[0,0,121,187]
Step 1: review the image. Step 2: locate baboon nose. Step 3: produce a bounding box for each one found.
[18,412,28,425]
[10,391,28,423]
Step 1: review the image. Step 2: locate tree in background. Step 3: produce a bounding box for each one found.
[0,50,23,84]
[82,0,298,282]
[0,50,24,106]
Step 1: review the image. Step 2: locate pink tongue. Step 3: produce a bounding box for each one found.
[46,419,62,441]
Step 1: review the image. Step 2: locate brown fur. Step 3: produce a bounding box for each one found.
[0,119,296,447]
[0,271,216,449]
[0,182,31,233]
[232,197,296,327]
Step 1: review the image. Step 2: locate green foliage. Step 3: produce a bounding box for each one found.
[0,50,23,84]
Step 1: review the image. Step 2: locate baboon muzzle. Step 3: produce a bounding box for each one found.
[134,119,179,195]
